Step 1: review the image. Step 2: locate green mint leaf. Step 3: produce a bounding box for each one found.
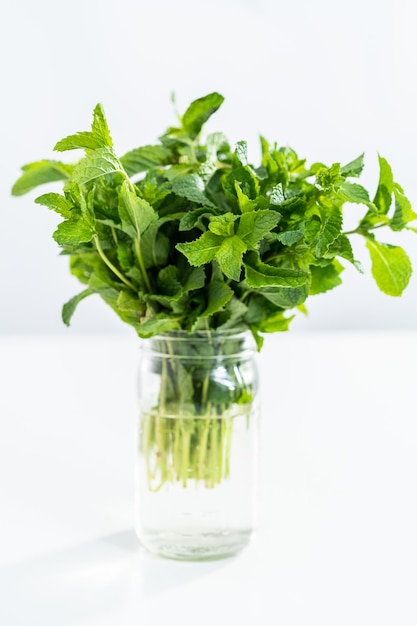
[54,104,112,152]
[179,207,219,231]
[223,165,260,201]
[275,226,304,246]
[141,223,170,268]
[244,252,309,288]
[235,141,248,165]
[35,192,72,218]
[201,281,233,317]
[182,266,206,292]
[338,181,371,205]
[120,145,172,176]
[216,296,248,329]
[182,92,224,139]
[366,240,412,296]
[116,290,144,315]
[340,153,365,178]
[205,132,230,160]
[316,163,343,189]
[72,147,123,185]
[215,235,247,281]
[257,312,294,333]
[12,160,73,196]
[156,266,183,299]
[91,103,113,148]
[391,187,417,231]
[235,182,257,213]
[117,241,133,272]
[138,314,180,338]
[269,184,285,206]
[309,261,344,295]
[325,234,363,271]
[54,132,99,152]
[171,173,216,208]
[258,285,308,308]
[237,210,280,247]
[373,155,394,214]
[53,216,94,246]
[208,213,237,236]
[176,231,222,266]
[119,181,157,239]
[62,289,94,325]
[315,207,343,256]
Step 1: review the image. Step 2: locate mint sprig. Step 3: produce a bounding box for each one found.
[12,92,416,344]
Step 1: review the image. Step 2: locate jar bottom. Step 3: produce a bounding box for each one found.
[137,528,255,561]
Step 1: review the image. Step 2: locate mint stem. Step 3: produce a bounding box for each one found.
[93,235,136,290]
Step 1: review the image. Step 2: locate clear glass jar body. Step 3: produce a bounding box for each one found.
[135,330,259,561]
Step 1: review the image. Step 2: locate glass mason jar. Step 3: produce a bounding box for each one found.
[135,329,259,561]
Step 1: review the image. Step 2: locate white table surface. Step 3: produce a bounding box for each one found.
[1,332,416,626]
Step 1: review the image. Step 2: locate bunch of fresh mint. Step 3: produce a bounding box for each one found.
[12,93,416,347]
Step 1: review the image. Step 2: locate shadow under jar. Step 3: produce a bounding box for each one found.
[135,329,260,561]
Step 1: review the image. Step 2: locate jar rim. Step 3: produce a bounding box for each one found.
[140,328,257,358]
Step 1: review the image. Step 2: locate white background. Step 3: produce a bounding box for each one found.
[1,333,416,625]
[1,0,417,336]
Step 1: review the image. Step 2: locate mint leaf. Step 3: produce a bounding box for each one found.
[182,92,224,139]
[201,281,233,317]
[62,289,94,325]
[223,166,260,201]
[216,235,247,281]
[116,290,144,316]
[54,104,112,152]
[117,240,133,272]
[339,181,371,205]
[91,103,113,148]
[176,231,222,266]
[237,210,280,248]
[120,145,172,176]
[182,266,206,292]
[235,141,248,165]
[119,181,157,238]
[258,285,308,308]
[54,132,99,152]
[72,147,123,185]
[171,174,216,207]
[141,222,170,268]
[157,266,183,299]
[179,207,219,231]
[391,187,417,231]
[35,192,72,218]
[235,183,257,213]
[216,296,248,329]
[275,227,304,246]
[244,253,309,288]
[257,312,294,333]
[340,153,365,178]
[315,207,343,256]
[326,234,362,270]
[12,160,73,196]
[373,156,394,214]
[209,213,236,236]
[53,216,94,246]
[269,184,285,206]
[309,261,344,295]
[138,314,180,338]
[366,240,412,296]
[316,163,343,189]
